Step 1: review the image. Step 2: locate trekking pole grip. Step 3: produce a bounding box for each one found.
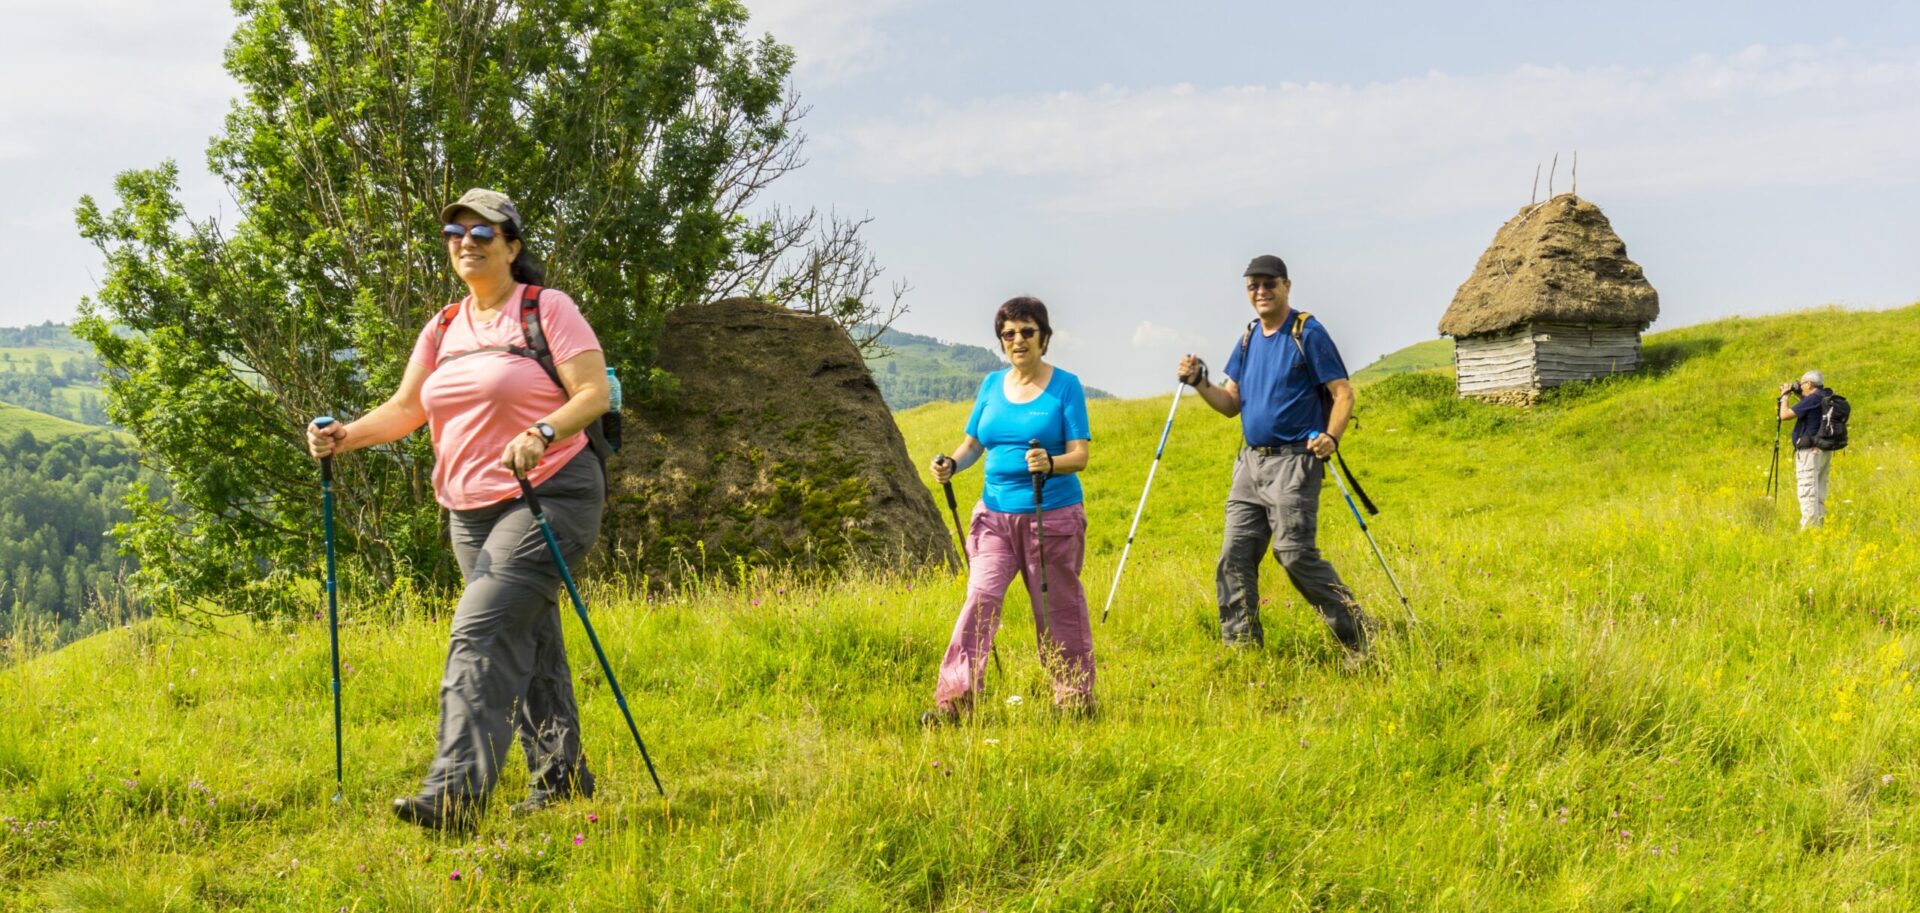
[312,416,336,482]
[935,455,960,510]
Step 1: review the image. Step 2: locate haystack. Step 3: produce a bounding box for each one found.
[1438,193,1659,401]
[601,298,955,587]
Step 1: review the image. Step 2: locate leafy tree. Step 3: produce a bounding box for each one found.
[75,0,808,619]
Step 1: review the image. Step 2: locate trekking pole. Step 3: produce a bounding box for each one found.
[1310,431,1419,628]
[1028,440,1052,642]
[934,455,969,572]
[1101,377,1184,623]
[516,473,666,797]
[312,416,345,802]
[934,455,1001,677]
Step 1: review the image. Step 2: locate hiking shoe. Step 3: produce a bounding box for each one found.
[919,701,965,727]
[1054,698,1100,722]
[1341,647,1373,674]
[510,766,596,816]
[392,794,479,832]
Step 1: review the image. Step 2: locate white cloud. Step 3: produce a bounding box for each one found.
[844,43,1920,215]
[748,0,923,84]
[1131,320,1207,352]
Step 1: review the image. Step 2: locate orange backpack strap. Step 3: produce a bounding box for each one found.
[429,301,463,363]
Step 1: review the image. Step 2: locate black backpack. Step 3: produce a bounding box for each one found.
[432,285,621,468]
[1812,392,1850,451]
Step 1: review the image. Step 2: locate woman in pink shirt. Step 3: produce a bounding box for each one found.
[306,188,611,830]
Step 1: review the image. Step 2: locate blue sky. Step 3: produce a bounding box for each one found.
[6,1,1917,397]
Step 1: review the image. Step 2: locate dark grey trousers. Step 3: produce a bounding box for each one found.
[418,450,604,807]
[1215,445,1369,651]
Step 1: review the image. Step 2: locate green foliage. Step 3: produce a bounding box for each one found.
[10,305,1920,908]
[74,0,795,618]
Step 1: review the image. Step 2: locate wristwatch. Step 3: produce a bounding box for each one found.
[532,422,556,445]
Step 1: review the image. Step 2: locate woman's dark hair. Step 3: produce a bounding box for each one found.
[500,220,546,286]
[993,296,1052,355]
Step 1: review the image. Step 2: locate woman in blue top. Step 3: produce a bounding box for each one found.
[926,296,1095,722]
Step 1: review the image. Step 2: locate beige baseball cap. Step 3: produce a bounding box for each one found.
[440,188,522,229]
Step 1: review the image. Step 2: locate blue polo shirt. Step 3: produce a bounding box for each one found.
[965,368,1091,513]
[1222,313,1349,447]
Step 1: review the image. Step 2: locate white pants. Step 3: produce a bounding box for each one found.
[1795,448,1831,530]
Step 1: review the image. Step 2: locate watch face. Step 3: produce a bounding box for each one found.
[536,423,555,443]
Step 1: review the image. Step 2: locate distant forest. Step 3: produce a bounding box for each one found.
[866,327,1113,410]
[0,428,149,657]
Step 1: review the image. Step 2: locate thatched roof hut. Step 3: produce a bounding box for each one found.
[1439,193,1659,401]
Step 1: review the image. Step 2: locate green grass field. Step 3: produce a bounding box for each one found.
[6,305,1920,910]
[0,400,109,441]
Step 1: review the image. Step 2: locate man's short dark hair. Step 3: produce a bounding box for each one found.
[994,296,1052,355]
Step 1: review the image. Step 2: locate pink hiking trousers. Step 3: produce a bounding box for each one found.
[934,501,1095,710]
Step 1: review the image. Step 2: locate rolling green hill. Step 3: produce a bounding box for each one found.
[0,400,107,440]
[6,304,1920,910]
[867,327,1113,410]
[0,322,110,426]
[1351,336,1454,383]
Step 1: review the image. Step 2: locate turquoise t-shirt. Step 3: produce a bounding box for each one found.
[964,367,1091,513]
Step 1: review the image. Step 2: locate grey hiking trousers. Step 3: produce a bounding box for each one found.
[418,450,603,807]
[1216,445,1369,651]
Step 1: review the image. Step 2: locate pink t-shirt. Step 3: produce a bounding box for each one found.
[409,285,602,510]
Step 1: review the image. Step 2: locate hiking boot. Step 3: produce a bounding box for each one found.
[919,698,967,728]
[510,768,596,817]
[392,794,480,832]
[1341,646,1373,674]
[1054,697,1100,722]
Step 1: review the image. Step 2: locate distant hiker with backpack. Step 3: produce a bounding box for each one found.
[1779,369,1847,530]
[1177,255,1372,661]
[306,188,610,829]
[924,296,1096,723]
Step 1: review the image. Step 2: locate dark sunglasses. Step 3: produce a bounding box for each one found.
[1246,277,1282,291]
[999,327,1040,342]
[442,223,501,242]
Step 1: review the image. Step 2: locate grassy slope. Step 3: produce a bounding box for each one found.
[0,400,109,440]
[7,306,1920,910]
[1350,336,1454,383]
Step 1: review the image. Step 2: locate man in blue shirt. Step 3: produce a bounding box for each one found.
[1177,255,1371,658]
[1778,369,1834,529]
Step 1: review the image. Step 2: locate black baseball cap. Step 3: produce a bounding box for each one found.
[1243,255,1288,279]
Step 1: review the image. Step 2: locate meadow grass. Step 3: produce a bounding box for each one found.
[5,306,1920,911]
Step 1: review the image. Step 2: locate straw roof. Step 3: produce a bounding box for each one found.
[1438,194,1659,338]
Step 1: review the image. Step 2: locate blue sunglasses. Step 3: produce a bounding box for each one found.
[441,223,502,242]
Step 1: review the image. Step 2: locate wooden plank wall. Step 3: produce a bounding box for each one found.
[1455,326,1537,394]
[1454,321,1643,396]
[1533,322,1641,387]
